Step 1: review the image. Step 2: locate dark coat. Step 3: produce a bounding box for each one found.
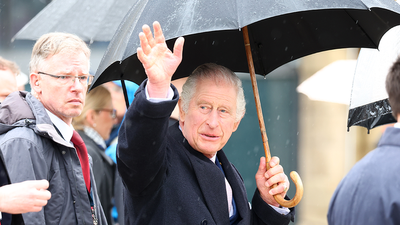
[328,127,400,225]
[79,130,115,225]
[117,81,294,225]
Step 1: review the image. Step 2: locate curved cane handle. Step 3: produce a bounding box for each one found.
[273,171,303,208]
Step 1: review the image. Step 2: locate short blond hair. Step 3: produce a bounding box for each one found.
[29,32,90,73]
[0,56,20,76]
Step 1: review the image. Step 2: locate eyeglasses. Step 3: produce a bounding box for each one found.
[38,72,94,86]
[96,109,117,119]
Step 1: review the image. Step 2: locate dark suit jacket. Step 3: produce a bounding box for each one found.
[117,81,294,225]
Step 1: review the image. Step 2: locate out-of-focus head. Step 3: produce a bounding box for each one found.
[72,85,116,140]
[29,32,91,125]
[0,56,19,102]
[103,80,138,124]
[386,56,400,120]
[178,63,246,158]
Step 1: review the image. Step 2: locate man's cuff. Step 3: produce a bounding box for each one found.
[145,81,174,102]
[269,204,290,215]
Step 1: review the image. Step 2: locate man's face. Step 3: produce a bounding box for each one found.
[0,68,18,102]
[33,50,89,125]
[179,78,241,158]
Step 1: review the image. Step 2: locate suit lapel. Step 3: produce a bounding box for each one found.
[217,151,251,223]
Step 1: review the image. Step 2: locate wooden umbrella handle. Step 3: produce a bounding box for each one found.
[242,26,303,208]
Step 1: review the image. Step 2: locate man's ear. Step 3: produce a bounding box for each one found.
[232,113,244,132]
[178,99,185,123]
[30,73,41,93]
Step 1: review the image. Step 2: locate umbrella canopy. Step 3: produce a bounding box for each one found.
[90,0,400,208]
[91,0,400,89]
[348,26,400,132]
[12,0,136,43]
[297,59,357,105]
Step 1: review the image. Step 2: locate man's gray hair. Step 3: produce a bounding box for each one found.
[180,63,246,121]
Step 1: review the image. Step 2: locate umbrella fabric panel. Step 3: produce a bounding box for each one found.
[12,0,78,41]
[348,99,396,131]
[94,0,135,42]
[13,0,135,42]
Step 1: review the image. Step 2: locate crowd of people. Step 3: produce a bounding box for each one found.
[1,20,400,225]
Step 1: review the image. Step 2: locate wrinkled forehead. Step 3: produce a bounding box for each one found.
[41,50,90,73]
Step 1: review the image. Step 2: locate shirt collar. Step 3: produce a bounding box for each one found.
[45,109,74,142]
[210,154,216,164]
[83,126,107,149]
[394,123,400,129]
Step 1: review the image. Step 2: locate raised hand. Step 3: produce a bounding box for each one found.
[137,21,185,98]
[255,156,289,207]
[0,179,51,214]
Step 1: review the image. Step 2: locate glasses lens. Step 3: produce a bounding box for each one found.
[57,75,73,85]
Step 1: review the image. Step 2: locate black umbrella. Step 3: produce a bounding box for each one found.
[91,0,400,207]
[12,0,136,43]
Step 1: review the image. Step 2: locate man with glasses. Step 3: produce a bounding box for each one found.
[0,33,107,224]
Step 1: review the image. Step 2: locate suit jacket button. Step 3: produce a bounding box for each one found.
[201,219,208,225]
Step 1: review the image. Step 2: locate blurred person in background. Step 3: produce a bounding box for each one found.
[103,80,138,147]
[73,85,117,225]
[0,56,19,102]
[102,80,138,225]
[328,56,400,225]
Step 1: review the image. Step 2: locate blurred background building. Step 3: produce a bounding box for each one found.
[0,1,385,224]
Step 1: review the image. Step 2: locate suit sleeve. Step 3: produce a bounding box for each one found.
[251,189,295,225]
[117,80,179,196]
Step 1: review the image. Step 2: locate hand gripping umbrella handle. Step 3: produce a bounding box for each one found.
[268,169,304,208]
[242,26,303,208]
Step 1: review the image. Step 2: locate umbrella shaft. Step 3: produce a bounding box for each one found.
[242,26,272,168]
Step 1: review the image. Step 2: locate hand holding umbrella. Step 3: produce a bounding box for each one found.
[242,27,303,208]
